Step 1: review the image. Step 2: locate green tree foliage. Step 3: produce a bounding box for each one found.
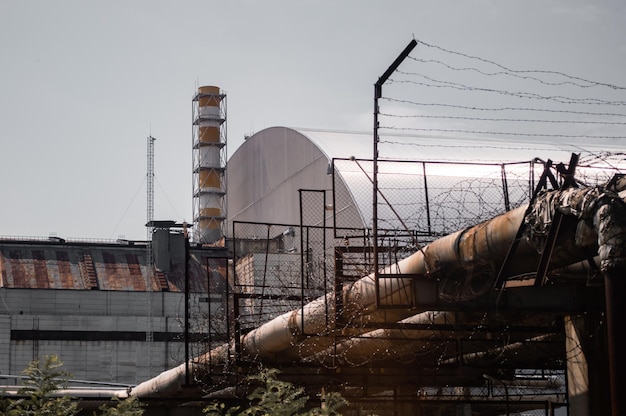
[203,368,348,416]
[0,355,144,416]
[3,355,80,416]
[96,396,144,416]
[305,392,348,416]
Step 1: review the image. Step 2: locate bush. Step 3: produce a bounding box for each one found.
[96,396,144,416]
[0,355,144,416]
[203,368,347,416]
[2,355,80,416]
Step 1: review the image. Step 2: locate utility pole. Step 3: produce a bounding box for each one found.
[373,39,417,306]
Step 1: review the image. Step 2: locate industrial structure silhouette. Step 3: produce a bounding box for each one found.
[2,40,626,415]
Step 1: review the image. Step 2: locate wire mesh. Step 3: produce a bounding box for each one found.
[192,43,626,411]
[333,155,624,246]
[223,212,571,413]
[185,154,623,410]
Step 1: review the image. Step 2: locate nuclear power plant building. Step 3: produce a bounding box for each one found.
[1,101,625,415]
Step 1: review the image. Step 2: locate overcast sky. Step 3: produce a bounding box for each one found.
[1,1,625,240]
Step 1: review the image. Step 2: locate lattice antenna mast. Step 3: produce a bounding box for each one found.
[146,135,156,343]
[147,136,155,235]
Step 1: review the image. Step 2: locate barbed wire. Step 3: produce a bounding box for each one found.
[379,111,626,126]
[381,128,626,140]
[191,39,616,406]
[379,38,626,147]
[414,39,626,90]
[389,76,626,106]
[383,98,626,117]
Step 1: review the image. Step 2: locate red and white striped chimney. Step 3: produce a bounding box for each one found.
[192,86,226,244]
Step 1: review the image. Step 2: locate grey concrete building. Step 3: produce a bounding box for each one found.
[0,237,227,389]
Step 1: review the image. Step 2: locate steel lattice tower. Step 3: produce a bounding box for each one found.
[145,135,155,343]
[192,86,227,244]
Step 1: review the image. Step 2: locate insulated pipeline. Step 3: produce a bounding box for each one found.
[130,183,626,400]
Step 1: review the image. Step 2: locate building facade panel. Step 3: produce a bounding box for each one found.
[0,288,193,385]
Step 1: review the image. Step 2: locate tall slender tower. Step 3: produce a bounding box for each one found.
[145,135,155,343]
[192,86,226,244]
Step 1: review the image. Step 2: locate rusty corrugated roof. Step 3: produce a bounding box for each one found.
[0,239,227,292]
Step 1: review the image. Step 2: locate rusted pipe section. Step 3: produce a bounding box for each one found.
[130,182,626,402]
[438,333,559,366]
[130,207,532,399]
[302,310,455,367]
[229,207,531,360]
[512,184,626,416]
[306,312,559,369]
[130,260,431,398]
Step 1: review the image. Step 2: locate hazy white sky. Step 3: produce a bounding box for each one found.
[1,1,625,240]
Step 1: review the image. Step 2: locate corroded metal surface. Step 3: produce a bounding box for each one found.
[0,240,225,292]
[129,181,625,402]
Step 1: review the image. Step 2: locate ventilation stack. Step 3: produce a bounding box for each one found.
[192,86,226,244]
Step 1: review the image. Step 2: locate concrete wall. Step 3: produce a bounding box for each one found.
[0,288,221,386]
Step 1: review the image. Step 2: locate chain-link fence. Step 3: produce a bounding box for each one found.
[332,155,624,245]
[187,154,626,412]
[332,157,537,242]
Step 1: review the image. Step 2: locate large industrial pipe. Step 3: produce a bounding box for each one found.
[304,311,559,368]
[130,183,626,403]
[130,206,525,398]
[303,310,455,367]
